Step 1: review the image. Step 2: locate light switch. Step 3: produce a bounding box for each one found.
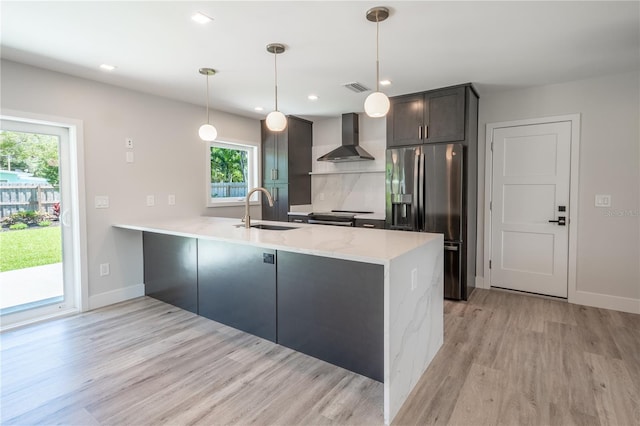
[99,263,110,276]
[168,194,176,205]
[95,195,109,209]
[126,151,134,163]
[595,194,611,207]
[146,195,155,206]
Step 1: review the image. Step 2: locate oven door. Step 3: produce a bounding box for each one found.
[308,219,354,227]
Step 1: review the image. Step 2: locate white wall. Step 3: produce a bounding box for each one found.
[1,60,261,308]
[478,71,640,312]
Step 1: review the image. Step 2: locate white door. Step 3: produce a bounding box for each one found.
[489,121,571,298]
[0,119,79,327]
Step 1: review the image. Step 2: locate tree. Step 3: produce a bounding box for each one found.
[210,147,247,183]
[0,131,59,185]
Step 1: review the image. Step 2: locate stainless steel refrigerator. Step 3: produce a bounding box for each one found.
[386,143,474,300]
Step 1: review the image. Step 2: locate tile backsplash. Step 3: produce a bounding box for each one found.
[307,115,387,214]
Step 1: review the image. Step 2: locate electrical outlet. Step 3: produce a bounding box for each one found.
[126,151,134,163]
[146,195,155,206]
[411,268,418,291]
[595,194,611,207]
[94,195,109,209]
[125,138,133,149]
[99,263,110,276]
[168,194,176,205]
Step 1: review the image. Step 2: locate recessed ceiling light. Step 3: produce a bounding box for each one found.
[99,64,116,71]
[191,12,213,24]
[307,94,319,101]
[254,106,264,112]
[380,79,392,86]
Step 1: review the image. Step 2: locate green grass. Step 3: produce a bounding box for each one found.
[0,226,62,272]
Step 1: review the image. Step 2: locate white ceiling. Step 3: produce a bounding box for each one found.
[2,1,639,121]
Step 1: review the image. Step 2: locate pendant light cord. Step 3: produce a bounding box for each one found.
[375,11,380,92]
[274,51,279,111]
[205,74,211,124]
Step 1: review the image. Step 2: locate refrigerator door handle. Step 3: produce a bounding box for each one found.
[413,149,420,231]
[418,152,425,232]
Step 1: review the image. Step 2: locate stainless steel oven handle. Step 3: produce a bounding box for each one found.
[308,219,354,227]
[444,245,459,251]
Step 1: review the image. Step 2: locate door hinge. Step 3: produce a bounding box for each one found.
[490,201,492,211]
[491,141,494,152]
[489,260,492,269]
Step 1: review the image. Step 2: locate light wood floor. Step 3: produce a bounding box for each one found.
[1,289,638,425]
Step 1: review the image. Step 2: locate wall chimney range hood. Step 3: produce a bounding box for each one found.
[317,113,375,162]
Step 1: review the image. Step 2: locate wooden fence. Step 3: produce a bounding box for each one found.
[0,184,60,218]
[211,182,247,198]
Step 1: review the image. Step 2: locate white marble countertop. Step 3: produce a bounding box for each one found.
[114,216,440,265]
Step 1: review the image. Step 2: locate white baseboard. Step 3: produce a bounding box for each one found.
[570,290,639,314]
[475,276,487,289]
[89,284,145,310]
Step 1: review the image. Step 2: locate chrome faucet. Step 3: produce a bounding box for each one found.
[244,187,274,228]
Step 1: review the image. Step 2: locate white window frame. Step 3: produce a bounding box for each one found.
[206,139,260,207]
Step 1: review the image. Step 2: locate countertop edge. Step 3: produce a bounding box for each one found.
[113,217,441,266]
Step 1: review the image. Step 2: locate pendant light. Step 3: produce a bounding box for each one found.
[364,6,390,118]
[265,43,287,132]
[198,68,218,141]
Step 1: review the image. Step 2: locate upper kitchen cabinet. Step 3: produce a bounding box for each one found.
[387,85,476,147]
[261,116,312,221]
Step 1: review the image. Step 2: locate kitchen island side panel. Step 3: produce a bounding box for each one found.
[385,235,444,423]
[277,251,384,382]
[142,232,198,314]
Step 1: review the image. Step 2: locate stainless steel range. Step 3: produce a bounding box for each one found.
[307,210,373,227]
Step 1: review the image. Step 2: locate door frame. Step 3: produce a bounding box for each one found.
[0,109,88,329]
[483,114,581,302]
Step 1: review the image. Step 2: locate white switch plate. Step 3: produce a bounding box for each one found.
[168,194,176,205]
[595,194,611,207]
[125,138,133,149]
[125,151,134,163]
[94,195,109,209]
[99,263,110,276]
[146,195,155,206]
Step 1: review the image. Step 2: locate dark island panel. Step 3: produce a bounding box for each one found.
[276,251,384,381]
[197,239,277,342]
[143,232,198,314]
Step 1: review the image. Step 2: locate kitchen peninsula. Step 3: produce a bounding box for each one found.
[114,217,443,424]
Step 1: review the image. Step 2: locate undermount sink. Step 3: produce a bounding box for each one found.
[250,224,298,231]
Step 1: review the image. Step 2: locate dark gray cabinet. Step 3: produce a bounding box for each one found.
[277,251,384,381]
[143,232,198,314]
[262,116,312,221]
[387,85,466,147]
[142,234,387,380]
[263,183,289,223]
[198,240,277,342]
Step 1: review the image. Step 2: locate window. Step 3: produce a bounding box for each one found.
[206,140,259,207]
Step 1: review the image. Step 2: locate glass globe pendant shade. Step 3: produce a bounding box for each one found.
[266,110,287,132]
[364,91,390,118]
[198,123,218,141]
